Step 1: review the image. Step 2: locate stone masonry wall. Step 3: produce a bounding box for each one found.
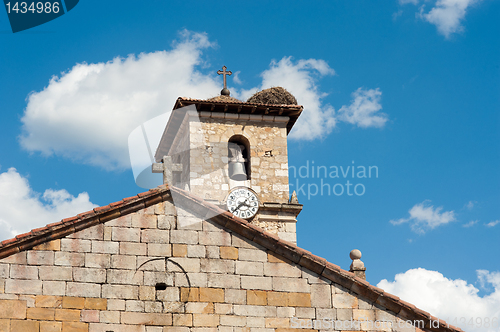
[0,199,417,332]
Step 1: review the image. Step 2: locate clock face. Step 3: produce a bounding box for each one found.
[226,187,259,219]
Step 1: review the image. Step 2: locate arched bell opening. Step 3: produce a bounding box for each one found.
[228,135,251,181]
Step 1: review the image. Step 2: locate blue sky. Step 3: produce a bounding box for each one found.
[1,0,499,328]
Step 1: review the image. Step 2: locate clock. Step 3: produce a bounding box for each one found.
[226,187,259,219]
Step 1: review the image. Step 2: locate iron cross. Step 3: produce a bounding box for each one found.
[217,66,232,90]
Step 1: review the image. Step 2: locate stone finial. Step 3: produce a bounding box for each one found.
[349,249,366,280]
[289,191,299,204]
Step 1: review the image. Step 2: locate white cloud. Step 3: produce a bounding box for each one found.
[337,88,388,128]
[232,71,243,85]
[465,200,476,210]
[400,0,481,38]
[236,56,337,140]
[485,220,500,228]
[390,200,456,233]
[0,168,97,242]
[420,0,480,38]
[378,268,500,332]
[20,30,221,170]
[463,220,479,227]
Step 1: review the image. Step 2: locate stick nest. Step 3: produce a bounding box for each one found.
[208,95,241,102]
[247,87,297,105]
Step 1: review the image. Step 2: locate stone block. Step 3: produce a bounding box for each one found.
[27,307,55,320]
[272,277,309,293]
[62,322,88,332]
[207,273,240,289]
[316,308,336,320]
[180,287,199,302]
[241,276,272,291]
[120,312,172,325]
[126,300,145,312]
[91,241,119,254]
[170,230,199,244]
[267,292,288,307]
[35,295,62,308]
[81,309,100,322]
[266,317,290,328]
[139,286,155,301]
[33,239,61,251]
[62,297,85,309]
[10,264,38,279]
[18,294,35,307]
[54,252,85,267]
[106,299,125,311]
[0,252,26,264]
[199,288,224,303]
[5,279,42,294]
[193,313,219,327]
[202,220,224,232]
[247,290,267,305]
[214,303,232,315]
[172,244,187,257]
[10,320,39,331]
[106,215,131,227]
[295,307,315,318]
[61,238,91,253]
[157,215,175,229]
[246,316,266,327]
[236,261,264,276]
[336,308,353,320]
[69,224,104,240]
[239,248,268,262]
[353,309,375,321]
[333,293,358,309]
[120,242,147,256]
[143,271,173,287]
[220,314,246,326]
[0,264,8,279]
[27,250,55,265]
[66,282,101,298]
[219,247,238,260]
[55,308,80,321]
[107,269,143,285]
[233,305,269,317]
[277,306,295,318]
[141,229,169,243]
[111,254,136,269]
[40,321,62,332]
[42,281,66,296]
[132,214,157,228]
[167,257,200,273]
[136,257,165,272]
[173,272,205,288]
[100,310,120,323]
[84,298,107,310]
[39,266,72,281]
[187,245,206,258]
[198,231,231,246]
[205,246,219,259]
[0,319,8,332]
[102,284,138,299]
[200,259,234,274]
[173,313,193,326]
[112,227,140,242]
[73,267,106,283]
[311,284,332,308]
[288,292,311,307]
[264,262,301,277]
[185,302,213,314]
[147,243,171,257]
[0,299,26,319]
[225,289,246,304]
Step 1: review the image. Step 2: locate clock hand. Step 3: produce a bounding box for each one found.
[232,201,246,214]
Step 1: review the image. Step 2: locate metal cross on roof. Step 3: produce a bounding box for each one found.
[217,65,232,96]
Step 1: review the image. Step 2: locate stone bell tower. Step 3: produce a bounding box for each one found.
[154,66,303,243]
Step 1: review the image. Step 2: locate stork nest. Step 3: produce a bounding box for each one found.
[208,95,241,103]
[247,87,297,105]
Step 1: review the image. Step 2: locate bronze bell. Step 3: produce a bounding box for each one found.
[228,143,247,181]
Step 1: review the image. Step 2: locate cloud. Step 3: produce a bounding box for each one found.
[400,0,481,38]
[464,200,476,210]
[485,220,500,228]
[232,71,243,85]
[0,168,97,242]
[19,30,220,170]
[390,200,456,233]
[237,56,337,140]
[378,268,500,332]
[337,88,388,128]
[463,220,478,228]
[420,0,480,38]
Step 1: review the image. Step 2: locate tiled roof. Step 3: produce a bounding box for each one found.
[0,185,462,332]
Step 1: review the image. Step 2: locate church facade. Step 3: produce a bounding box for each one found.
[0,86,462,332]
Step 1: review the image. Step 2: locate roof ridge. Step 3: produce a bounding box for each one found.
[0,184,463,332]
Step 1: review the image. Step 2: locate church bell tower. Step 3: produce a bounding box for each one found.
[154,66,303,243]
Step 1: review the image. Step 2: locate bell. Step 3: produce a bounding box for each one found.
[229,161,247,181]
